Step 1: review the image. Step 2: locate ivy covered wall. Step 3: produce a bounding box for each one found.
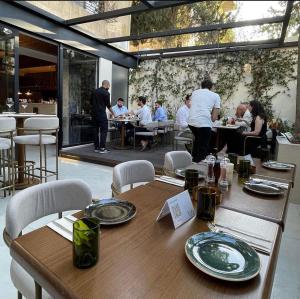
[129,47,298,124]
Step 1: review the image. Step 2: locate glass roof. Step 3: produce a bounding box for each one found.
[20,1,294,55]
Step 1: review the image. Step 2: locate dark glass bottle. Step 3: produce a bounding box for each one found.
[213,160,221,186]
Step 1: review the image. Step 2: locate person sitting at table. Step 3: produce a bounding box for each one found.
[153,101,167,121]
[126,96,153,151]
[219,100,267,156]
[232,102,252,132]
[111,98,128,117]
[175,95,191,129]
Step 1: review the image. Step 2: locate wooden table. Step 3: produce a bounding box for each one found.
[109,118,137,149]
[10,181,281,299]
[0,113,54,188]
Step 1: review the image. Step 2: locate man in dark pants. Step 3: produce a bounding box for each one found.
[91,80,115,154]
[188,79,221,162]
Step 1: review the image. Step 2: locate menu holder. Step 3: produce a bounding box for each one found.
[156,190,195,229]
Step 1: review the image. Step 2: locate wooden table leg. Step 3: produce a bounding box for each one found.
[121,123,125,148]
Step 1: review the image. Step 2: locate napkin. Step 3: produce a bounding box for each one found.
[47,215,77,242]
[155,176,185,187]
[249,177,289,190]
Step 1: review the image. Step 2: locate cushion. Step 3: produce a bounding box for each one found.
[14,135,56,145]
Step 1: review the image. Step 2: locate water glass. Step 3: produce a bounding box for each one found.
[197,187,216,222]
[184,169,199,193]
[238,160,251,179]
[73,217,100,269]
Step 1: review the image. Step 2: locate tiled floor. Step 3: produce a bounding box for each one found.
[0,146,299,298]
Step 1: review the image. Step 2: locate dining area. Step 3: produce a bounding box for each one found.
[1,145,298,299]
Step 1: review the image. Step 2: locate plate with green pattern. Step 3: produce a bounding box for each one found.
[185,232,260,281]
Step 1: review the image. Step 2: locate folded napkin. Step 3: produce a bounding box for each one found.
[267,161,295,168]
[47,215,77,242]
[249,177,289,190]
[155,176,185,187]
[214,223,272,254]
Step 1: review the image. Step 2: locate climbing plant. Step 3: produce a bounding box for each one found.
[129,47,298,122]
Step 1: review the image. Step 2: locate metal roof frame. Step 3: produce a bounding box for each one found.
[3,0,296,63]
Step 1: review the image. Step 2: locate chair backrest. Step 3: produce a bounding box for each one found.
[164,151,192,173]
[5,179,92,241]
[0,117,16,134]
[24,117,59,133]
[112,160,155,194]
[144,121,159,129]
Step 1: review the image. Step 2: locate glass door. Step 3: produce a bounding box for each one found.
[0,25,16,112]
[62,47,97,146]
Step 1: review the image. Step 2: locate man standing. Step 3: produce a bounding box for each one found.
[112,98,128,117]
[153,101,167,121]
[188,79,221,162]
[175,94,191,129]
[91,80,115,154]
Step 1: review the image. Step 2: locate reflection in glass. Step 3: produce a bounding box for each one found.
[62,48,97,146]
[0,27,15,113]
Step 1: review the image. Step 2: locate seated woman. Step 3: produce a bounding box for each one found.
[221,100,267,156]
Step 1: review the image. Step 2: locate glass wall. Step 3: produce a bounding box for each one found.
[62,47,97,146]
[0,26,15,112]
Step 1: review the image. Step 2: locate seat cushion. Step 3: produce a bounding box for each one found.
[0,137,14,150]
[135,132,157,136]
[11,260,52,299]
[14,135,56,145]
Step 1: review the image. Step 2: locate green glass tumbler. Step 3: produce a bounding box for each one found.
[73,217,100,269]
[184,169,199,193]
[238,160,251,179]
[228,153,238,171]
[197,187,216,222]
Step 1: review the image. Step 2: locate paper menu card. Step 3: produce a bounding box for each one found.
[156,190,195,229]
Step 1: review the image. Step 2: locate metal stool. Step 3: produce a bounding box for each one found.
[0,117,16,197]
[14,117,59,183]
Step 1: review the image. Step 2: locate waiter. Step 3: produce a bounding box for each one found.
[91,80,115,154]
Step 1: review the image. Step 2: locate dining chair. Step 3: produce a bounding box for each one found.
[173,129,193,150]
[243,134,268,157]
[163,151,192,177]
[13,117,59,183]
[3,179,92,299]
[0,117,16,197]
[111,160,155,196]
[133,121,158,150]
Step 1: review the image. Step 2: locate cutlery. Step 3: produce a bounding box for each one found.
[214,223,272,243]
[208,223,271,255]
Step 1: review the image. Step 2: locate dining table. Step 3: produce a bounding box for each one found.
[10,180,281,299]
[0,113,55,189]
[177,158,293,230]
[213,124,241,151]
[109,116,137,149]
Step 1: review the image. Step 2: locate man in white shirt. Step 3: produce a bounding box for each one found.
[234,102,252,132]
[126,96,152,150]
[175,95,191,129]
[188,79,221,162]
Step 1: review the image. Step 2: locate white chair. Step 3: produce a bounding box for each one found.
[3,179,92,299]
[134,121,158,150]
[0,117,16,197]
[111,160,155,196]
[14,117,59,183]
[163,151,192,176]
[173,129,193,150]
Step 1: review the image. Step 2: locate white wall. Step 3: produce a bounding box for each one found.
[99,58,112,89]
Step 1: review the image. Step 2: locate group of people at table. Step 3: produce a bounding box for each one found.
[91,79,268,158]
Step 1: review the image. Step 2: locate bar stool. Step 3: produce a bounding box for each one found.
[14,117,59,183]
[0,117,16,197]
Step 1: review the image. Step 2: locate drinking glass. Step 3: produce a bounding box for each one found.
[206,154,216,184]
[184,169,199,193]
[219,159,228,193]
[6,98,14,111]
[238,160,251,180]
[73,217,100,269]
[197,187,216,222]
[228,153,238,171]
